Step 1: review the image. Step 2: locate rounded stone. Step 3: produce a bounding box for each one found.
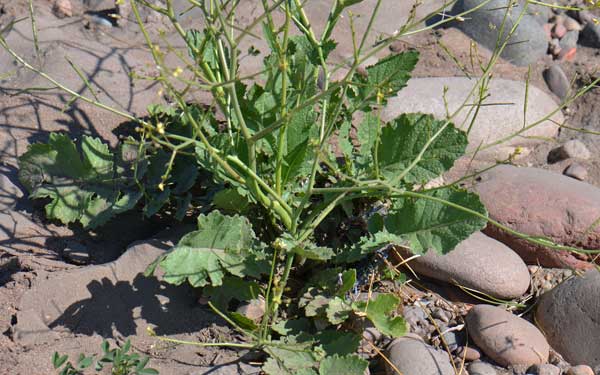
[581,22,600,48]
[456,346,482,361]
[560,30,580,50]
[567,365,595,375]
[543,65,570,100]
[564,163,588,181]
[559,140,592,160]
[466,305,549,367]
[564,17,582,31]
[403,232,530,299]
[383,78,561,160]
[467,361,499,375]
[236,297,266,322]
[452,0,548,66]
[531,363,561,375]
[474,165,600,269]
[553,23,567,39]
[536,270,600,368]
[386,335,455,375]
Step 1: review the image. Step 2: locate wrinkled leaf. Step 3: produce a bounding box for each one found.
[157,211,268,287]
[377,113,467,184]
[385,188,487,255]
[18,134,141,228]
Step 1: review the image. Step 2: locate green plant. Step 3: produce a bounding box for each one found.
[52,340,158,375]
[9,0,600,374]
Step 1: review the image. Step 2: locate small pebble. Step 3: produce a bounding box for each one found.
[432,307,451,323]
[581,22,600,48]
[558,47,577,62]
[53,0,72,18]
[549,38,562,55]
[564,163,588,181]
[456,346,481,362]
[560,30,579,50]
[543,65,570,99]
[576,10,595,24]
[531,363,561,375]
[468,361,498,375]
[567,365,595,375]
[560,140,591,160]
[564,16,582,31]
[553,23,567,38]
[236,297,265,322]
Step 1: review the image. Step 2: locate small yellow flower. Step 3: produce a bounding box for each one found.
[157,88,163,97]
[172,66,183,77]
[594,18,600,25]
[156,121,165,134]
[158,182,165,191]
[153,45,161,53]
[146,326,156,336]
[115,0,124,5]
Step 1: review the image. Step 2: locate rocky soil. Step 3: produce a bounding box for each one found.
[1,0,600,374]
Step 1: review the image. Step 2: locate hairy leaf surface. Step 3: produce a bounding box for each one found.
[18,134,141,228]
[377,113,467,183]
[157,212,268,287]
[385,188,487,254]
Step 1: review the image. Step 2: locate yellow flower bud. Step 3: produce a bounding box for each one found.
[172,67,183,78]
[156,122,165,135]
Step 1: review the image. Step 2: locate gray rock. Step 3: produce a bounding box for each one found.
[581,22,600,48]
[560,30,580,50]
[383,78,561,160]
[567,365,595,375]
[556,139,592,160]
[453,0,548,66]
[473,165,600,269]
[564,163,588,181]
[536,270,600,368]
[543,65,570,100]
[564,16,583,31]
[386,335,455,375]
[468,361,499,375]
[402,232,530,299]
[466,305,549,367]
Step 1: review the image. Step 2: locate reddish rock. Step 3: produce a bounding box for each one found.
[473,165,600,269]
[553,23,568,38]
[466,305,549,367]
[558,47,577,62]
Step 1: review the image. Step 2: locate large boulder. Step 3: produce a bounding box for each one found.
[473,165,600,269]
[383,77,561,160]
[536,270,600,368]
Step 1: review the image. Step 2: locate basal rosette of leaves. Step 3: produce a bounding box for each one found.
[16,1,488,374]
